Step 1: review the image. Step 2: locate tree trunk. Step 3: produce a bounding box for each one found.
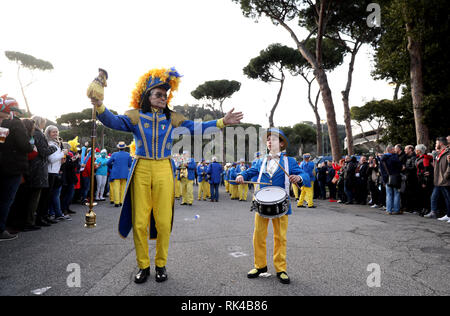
[274,6,342,162]
[341,41,361,156]
[393,83,400,101]
[306,78,322,155]
[315,68,341,162]
[269,74,285,127]
[406,24,429,148]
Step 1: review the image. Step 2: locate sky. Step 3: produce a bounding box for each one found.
[1,0,396,128]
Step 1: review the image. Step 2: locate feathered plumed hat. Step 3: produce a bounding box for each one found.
[130,67,182,111]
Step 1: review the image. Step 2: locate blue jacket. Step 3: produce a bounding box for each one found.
[95,156,109,176]
[107,151,132,180]
[239,153,310,215]
[300,160,315,182]
[228,167,238,185]
[197,164,208,182]
[207,162,223,184]
[250,158,260,182]
[178,158,196,181]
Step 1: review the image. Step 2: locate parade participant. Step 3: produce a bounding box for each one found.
[224,163,231,193]
[197,159,209,201]
[297,153,316,208]
[207,156,223,202]
[236,128,308,284]
[179,151,196,206]
[91,67,243,283]
[236,158,249,201]
[107,142,132,207]
[95,149,109,201]
[205,160,211,199]
[173,154,181,199]
[228,162,239,200]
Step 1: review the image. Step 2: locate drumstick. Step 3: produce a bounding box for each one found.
[229,180,272,186]
[268,154,302,190]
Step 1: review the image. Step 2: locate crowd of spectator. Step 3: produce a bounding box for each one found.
[0,110,120,241]
[314,139,450,220]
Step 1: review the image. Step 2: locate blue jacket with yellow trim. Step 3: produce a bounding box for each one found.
[197,164,208,182]
[239,153,310,215]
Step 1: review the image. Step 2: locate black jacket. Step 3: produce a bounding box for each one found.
[0,118,33,176]
[24,129,57,188]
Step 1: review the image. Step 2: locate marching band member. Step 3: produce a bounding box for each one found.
[91,67,243,284]
[297,153,316,208]
[107,142,132,207]
[236,158,249,201]
[197,159,209,201]
[207,156,223,202]
[228,162,239,200]
[179,151,196,206]
[235,128,309,285]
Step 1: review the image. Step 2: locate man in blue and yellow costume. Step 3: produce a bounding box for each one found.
[236,128,310,284]
[91,67,243,284]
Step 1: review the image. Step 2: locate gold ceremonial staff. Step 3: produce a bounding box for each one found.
[85,68,108,228]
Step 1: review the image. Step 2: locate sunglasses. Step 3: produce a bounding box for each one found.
[151,92,168,100]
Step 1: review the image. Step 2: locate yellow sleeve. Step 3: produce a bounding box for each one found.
[96,104,106,115]
[216,118,225,129]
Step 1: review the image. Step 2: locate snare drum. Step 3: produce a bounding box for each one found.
[252,186,289,219]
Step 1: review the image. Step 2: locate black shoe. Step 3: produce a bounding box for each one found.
[180,203,187,205]
[307,205,316,208]
[110,201,114,205]
[277,271,290,284]
[155,266,168,283]
[134,267,150,284]
[297,205,305,208]
[247,266,268,279]
[114,204,120,207]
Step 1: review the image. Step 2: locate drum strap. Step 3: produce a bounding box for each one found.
[256,155,290,196]
[283,156,289,196]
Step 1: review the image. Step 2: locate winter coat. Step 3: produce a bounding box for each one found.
[0,117,33,176]
[433,148,450,187]
[25,129,57,188]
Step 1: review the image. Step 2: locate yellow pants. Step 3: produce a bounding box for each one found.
[253,213,289,273]
[198,180,209,200]
[113,179,127,205]
[131,159,174,269]
[109,181,115,203]
[225,180,229,193]
[180,178,194,204]
[230,184,239,199]
[206,181,211,198]
[298,181,314,207]
[239,184,248,201]
[175,178,181,198]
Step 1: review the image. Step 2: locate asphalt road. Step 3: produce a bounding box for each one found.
[1,185,449,296]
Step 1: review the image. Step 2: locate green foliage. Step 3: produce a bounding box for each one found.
[5,51,53,71]
[57,108,131,153]
[243,43,304,82]
[280,123,316,158]
[191,80,241,117]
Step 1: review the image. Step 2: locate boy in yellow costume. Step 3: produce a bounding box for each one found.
[236,128,309,284]
[91,68,243,284]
